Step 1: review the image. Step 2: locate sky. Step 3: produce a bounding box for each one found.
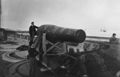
[1,0,120,37]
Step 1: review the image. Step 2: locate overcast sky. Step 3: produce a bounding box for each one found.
[1,0,120,37]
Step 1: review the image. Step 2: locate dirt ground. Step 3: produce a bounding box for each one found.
[0,37,29,77]
[0,36,120,77]
[0,51,10,77]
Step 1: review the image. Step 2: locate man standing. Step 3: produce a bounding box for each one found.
[29,21,38,46]
[109,33,119,44]
[28,22,38,77]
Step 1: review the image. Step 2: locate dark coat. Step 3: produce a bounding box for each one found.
[29,25,38,36]
[83,52,114,77]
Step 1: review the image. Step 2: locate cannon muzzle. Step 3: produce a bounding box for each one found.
[37,25,86,43]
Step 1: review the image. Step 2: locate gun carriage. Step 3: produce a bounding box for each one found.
[30,25,86,77]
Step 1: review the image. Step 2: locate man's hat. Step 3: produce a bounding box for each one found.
[31,22,34,24]
[113,33,116,36]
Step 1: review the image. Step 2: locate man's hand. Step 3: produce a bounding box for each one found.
[82,74,88,77]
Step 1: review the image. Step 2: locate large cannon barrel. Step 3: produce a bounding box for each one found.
[37,25,86,43]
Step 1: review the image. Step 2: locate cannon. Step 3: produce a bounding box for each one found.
[37,24,86,43]
[29,25,87,77]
